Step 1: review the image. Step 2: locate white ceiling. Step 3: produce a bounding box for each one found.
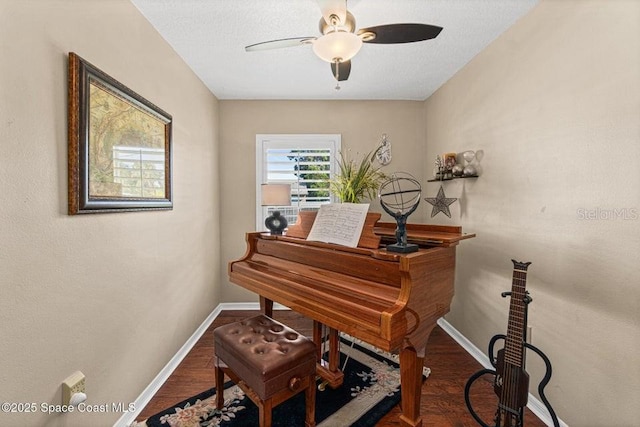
[130,0,538,100]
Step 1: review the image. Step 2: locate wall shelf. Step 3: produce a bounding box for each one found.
[427,175,478,182]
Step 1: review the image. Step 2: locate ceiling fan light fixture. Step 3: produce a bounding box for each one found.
[312,31,362,63]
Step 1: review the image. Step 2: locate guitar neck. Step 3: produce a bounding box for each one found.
[504,260,531,367]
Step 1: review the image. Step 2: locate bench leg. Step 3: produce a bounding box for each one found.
[259,398,273,427]
[305,373,316,427]
[215,362,225,410]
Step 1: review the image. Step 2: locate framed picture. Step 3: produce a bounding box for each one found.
[68,52,173,214]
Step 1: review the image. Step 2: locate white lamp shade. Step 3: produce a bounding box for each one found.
[261,184,291,206]
[312,31,363,63]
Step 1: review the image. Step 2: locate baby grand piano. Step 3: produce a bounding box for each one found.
[229,213,474,427]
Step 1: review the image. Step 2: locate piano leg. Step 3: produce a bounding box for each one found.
[327,327,340,373]
[313,321,344,389]
[399,344,426,427]
[260,296,273,317]
[312,321,324,362]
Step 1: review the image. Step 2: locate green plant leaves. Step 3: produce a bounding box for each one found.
[330,147,386,203]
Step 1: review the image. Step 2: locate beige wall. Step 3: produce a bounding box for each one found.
[424,1,640,425]
[3,0,638,426]
[219,100,425,302]
[0,1,220,426]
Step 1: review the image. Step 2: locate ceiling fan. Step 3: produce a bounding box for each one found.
[245,0,442,88]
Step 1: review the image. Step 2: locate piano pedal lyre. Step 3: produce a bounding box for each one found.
[317,323,330,392]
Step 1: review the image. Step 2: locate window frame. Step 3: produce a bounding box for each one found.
[255,134,342,231]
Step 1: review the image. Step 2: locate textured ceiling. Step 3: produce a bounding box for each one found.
[131,0,538,100]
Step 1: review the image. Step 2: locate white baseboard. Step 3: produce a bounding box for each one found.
[437,318,568,427]
[116,305,566,427]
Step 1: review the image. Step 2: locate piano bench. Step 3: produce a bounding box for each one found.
[213,314,317,427]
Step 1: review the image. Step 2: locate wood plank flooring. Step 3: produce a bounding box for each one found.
[136,310,547,426]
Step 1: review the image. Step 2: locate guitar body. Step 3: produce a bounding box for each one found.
[493,348,529,426]
[493,348,530,409]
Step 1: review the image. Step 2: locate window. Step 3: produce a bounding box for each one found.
[256,134,341,231]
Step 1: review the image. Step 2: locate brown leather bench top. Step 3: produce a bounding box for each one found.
[214,314,316,399]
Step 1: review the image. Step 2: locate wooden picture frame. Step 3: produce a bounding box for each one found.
[68,52,173,214]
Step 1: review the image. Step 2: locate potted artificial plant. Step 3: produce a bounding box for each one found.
[329,147,386,203]
[287,147,386,247]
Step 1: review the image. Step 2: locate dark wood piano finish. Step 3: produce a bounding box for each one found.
[228,223,474,427]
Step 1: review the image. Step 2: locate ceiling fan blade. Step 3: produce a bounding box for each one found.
[358,23,442,44]
[330,60,351,81]
[245,37,316,52]
[317,0,347,26]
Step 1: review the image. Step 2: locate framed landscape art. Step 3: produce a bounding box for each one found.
[67,52,173,214]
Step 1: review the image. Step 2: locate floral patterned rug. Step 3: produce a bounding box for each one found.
[132,336,429,427]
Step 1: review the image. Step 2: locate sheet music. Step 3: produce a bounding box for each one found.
[306,203,369,248]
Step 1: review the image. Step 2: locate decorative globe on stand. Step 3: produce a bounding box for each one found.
[378,172,422,253]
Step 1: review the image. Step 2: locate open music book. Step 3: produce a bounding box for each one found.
[306,203,369,248]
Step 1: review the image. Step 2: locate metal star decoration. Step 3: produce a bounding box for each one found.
[425,185,458,218]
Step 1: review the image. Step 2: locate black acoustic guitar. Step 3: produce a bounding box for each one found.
[465,260,559,427]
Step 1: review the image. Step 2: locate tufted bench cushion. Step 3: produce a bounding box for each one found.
[214,314,316,401]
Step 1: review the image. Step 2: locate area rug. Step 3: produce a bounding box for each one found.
[132,336,429,427]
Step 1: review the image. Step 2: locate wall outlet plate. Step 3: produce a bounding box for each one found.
[62,371,85,405]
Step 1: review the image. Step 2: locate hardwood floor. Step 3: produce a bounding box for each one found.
[136,310,547,426]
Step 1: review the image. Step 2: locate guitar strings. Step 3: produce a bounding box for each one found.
[501,269,527,426]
